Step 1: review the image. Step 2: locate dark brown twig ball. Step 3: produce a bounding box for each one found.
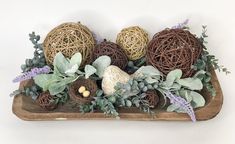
[93,40,128,69]
[69,77,98,104]
[144,90,159,108]
[36,91,58,111]
[146,28,202,77]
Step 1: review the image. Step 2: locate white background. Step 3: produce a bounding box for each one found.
[0,0,235,144]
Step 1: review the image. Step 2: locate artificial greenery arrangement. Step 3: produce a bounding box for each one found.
[11,20,229,122]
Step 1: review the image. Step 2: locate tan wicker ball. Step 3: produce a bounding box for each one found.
[69,77,98,104]
[43,22,96,66]
[146,28,202,77]
[116,26,149,60]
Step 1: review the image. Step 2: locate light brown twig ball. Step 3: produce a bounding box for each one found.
[116,26,149,60]
[43,22,95,66]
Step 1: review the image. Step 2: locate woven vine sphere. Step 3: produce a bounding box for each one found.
[36,92,58,111]
[43,22,95,66]
[144,90,159,108]
[93,39,128,69]
[116,26,149,60]
[146,28,202,77]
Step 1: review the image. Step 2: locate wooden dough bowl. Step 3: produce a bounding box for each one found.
[12,70,223,121]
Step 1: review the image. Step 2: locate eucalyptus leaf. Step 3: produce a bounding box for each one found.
[125,100,132,107]
[53,52,69,74]
[48,76,77,95]
[179,89,192,102]
[10,90,21,97]
[33,74,54,91]
[48,82,66,95]
[193,70,206,78]
[51,74,63,81]
[76,69,85,75]
[145,76,158,84]
[96,89,104,97]
[92,55,111,78]
[69,52,82,68]
[167,104,180,112]
[204,76,211,83]
[65,64,79,76]
[176,78,203,90]
[31,94,38,100]
[53,65,64,77]
[190,91,205,108]
[175,108,187,113]
[134,66,161,77]
[165,69,182,87]
[84,65,97,79]
[133,99,140,107]
[170,83,182,91]
[62,76,80,84]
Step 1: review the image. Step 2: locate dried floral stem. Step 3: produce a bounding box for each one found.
[13,66,51,83]
[164,91,196,122]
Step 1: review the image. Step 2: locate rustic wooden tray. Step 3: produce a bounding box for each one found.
[12,70,223,121]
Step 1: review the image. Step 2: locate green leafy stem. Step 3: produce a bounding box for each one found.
[34,52,112,96]
[21,32,47,72]
[192,26,230,96]
[79,66,206,118]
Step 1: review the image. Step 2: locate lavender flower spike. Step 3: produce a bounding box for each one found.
[172,19,189,29]
[13,66,51,83]
[165,91,196,122]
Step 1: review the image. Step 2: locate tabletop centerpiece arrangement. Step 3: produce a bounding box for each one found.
[11,19,229,122]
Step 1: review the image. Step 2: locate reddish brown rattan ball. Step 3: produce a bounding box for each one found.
[93,40,128,69]
[69,78,98,104]
[144,90,159,108]
[36,91,58,111]
[146,29,202,77]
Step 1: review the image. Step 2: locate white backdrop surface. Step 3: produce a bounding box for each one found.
[0,0,235,144]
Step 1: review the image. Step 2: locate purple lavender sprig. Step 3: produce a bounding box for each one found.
[172,19,189,29]
[164,91,196,122]
[13,66,51,83]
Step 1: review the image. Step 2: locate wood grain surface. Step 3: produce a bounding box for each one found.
[12,70,223,121]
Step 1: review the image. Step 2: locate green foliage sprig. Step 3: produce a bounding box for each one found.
[126,57,146,74]
[53,89,69,105]
[10,83,69,105]
[79,90,119,117]
[33,52,111,96]
[79,79,153,118]
[79,65,206,117]
[135,66,206,112]
[22,84,42,100]
[21,32,47,72]
[192,26,230,96]
[114,79,152,113]
[12,51,111,105]
[10,84,42,100]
